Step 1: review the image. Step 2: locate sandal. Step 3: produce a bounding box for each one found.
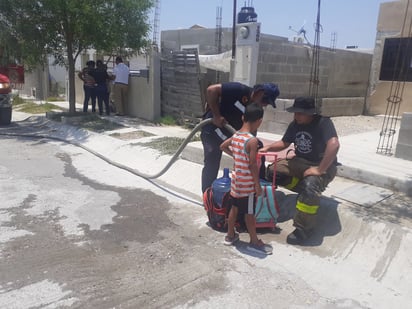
[224,233,240,246]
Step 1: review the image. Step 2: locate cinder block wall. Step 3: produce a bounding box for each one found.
[396,112,412,161]
[256,35,372,99]
[161,28,233,55]
[161,29,373,118]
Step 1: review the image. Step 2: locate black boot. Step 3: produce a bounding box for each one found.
[286,227,309,245]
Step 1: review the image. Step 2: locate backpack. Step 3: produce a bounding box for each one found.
[203,188,246,232]
[203,187,231,231]
[255,180,280,229]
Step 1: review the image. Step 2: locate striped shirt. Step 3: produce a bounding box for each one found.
[81,67,96,87]
[230,131,256,198]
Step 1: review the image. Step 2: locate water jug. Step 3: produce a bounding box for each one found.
[212,168,231,208]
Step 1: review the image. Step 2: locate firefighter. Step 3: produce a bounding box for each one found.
[201,82,280,193]
[260,96,340,244]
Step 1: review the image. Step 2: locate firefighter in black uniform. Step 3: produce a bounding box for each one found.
[260,96,340,245]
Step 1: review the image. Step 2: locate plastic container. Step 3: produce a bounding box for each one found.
[212,168,231,208]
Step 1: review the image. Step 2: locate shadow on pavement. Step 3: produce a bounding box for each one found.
[276,191,342,247]
[234,240,273,259]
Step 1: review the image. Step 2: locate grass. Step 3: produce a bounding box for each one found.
[157,115,177,126]
[12,96,27,107]
[46,96,64,102]
[72,117,124,132]
[136,137,186,155]
[13,95,200,153]
[15,101,63,114]
[47,113,124,132]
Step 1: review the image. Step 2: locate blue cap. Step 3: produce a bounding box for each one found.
[253,83,280,108]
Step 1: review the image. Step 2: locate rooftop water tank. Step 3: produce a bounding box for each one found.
[237,6,257,24]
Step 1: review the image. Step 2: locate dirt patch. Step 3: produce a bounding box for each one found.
[109,130,155,140]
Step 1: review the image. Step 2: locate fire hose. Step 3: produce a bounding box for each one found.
[0,117,235,204]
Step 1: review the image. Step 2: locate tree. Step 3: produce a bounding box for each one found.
[0,0,154,113]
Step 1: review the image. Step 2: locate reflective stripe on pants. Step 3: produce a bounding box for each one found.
[296,200,319,215]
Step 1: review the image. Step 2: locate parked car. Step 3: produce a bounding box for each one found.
[0,73,12,125]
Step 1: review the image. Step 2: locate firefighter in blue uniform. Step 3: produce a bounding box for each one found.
[201,82,280,193]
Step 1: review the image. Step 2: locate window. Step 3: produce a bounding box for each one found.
[380,37,412,81]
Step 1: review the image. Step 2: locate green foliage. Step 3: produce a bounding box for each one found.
[0,0,153,65]
[158,115,177,126]
[0,0,154,111]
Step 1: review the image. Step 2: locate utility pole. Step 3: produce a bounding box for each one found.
[232,0,237,59]
[309,0,321,112]
[230,0,237,81]
[152,0,161,50]
[215,6,223,82]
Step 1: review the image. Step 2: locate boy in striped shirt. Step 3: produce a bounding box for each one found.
[220,103,273,255]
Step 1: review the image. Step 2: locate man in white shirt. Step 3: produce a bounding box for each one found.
[112,56,130,116]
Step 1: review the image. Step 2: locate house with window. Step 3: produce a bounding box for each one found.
[367,0,412,114]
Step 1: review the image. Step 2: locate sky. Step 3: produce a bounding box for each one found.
[156,0,392,49]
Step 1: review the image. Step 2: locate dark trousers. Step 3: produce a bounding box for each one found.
[201,129,223,193]
[95,84,110,115]
[83,85,96,112]
[271,157,337,233]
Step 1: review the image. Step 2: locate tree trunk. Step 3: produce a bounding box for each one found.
[67,42,76,114]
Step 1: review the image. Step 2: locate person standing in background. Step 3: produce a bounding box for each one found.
[112,56,129,116]
[78,60,96,113]
[90,60,111,115]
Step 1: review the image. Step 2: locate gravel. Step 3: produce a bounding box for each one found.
[331,115,386,136]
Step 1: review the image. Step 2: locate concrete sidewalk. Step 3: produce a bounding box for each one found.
[181,128,412,197]
[78,113,412,197]
[9,110,412,198]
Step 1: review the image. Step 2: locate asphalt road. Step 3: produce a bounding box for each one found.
[0,133,411,308]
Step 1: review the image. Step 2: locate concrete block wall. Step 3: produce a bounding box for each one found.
[161,27,233,55]
[160,29,373,118]
[256,35,372,99]
[75,76,83,106]
[365,1,412,115]
[325,50,371,98]
[321,97,365,117]
[127,51,161,122]
[260,97,367,134]
[260,99,294,134]
[395,112,412,161]
[367,31,412,115]
[19,67,49,100]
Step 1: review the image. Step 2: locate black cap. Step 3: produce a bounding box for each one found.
[286,96,317,115]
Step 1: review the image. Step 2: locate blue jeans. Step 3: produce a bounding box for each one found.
[83,85,96,112]
[95,84,110,115]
